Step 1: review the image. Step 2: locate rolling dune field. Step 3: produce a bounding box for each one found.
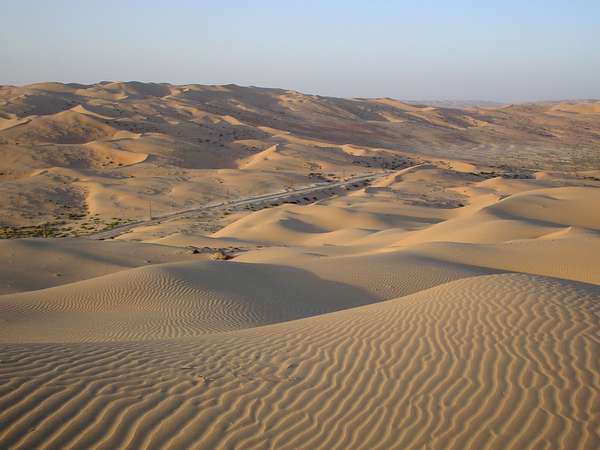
[1,83,599,449]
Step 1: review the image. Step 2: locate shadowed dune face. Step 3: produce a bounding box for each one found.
[0,260,375,342]
[0,238,200,294]
[1,83,600,449]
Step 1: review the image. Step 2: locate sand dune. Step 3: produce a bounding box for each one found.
[407,228,600,285]
[0,238,197,294]
[0,109,117,144]
[549,101,600,115]
[237,248,497,300]
[0,260,373,342]
[484,187,600,229]
[238,144,283,169]
[0,116,31,131]
[0,274,597,449]
[1,82,599,449]
[395,185,600,246]
[213,203,403,244]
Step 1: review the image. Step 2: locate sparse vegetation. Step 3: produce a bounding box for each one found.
[209,249,233,260]
[0,216,137,239]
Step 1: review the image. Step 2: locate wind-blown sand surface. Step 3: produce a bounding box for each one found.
[1,83,600,449]
[0,274,598,449]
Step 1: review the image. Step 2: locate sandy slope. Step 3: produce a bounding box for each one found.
[0,274,597,449]
[0,238,198,295]
[0,260,373,342]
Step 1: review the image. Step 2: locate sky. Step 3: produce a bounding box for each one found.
[1,0,599,102]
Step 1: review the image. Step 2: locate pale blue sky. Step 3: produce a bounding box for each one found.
[1,0,599,101]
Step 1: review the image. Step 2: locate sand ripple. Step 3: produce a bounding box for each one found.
[0,274,598,449]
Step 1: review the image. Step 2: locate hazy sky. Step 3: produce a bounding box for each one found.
[1,0,599,101]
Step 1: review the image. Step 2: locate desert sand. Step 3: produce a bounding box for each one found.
[0,83,599,449]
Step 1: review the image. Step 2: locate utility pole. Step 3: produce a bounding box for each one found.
[148,200,152,220]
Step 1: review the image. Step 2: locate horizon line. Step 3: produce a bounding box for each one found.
[2,80,599,105]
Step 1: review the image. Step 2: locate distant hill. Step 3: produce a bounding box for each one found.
[1,82,599,227]
[404,100,507,109]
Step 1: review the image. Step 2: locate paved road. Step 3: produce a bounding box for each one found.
[86,171,390,240]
